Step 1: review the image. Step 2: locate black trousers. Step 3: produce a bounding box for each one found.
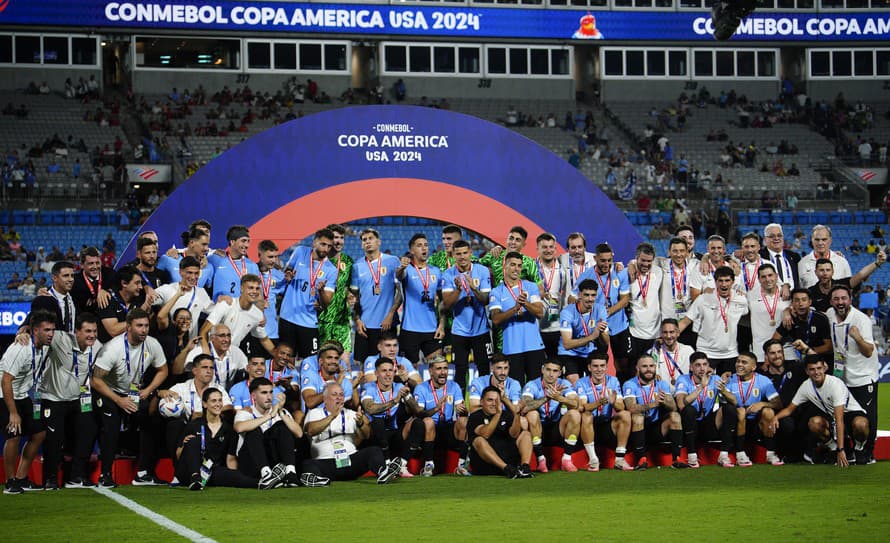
[353,328,383,365]
[175,435,257,489]
[680,404,735,452]
[301,446,386,481]
[451,332,493,393]
[369,418,405,460]
[95,394,162,475]
[237,422,297,477]
[507,349,546,385]
[41,399,97,482]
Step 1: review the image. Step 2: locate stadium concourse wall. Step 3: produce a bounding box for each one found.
[601,79,781,103]
[0,66,101,92]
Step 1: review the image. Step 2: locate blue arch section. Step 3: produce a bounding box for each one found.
[122,105,641,263]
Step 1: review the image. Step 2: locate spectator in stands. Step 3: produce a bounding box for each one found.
[393,79,405,102]
[38,81,50,94]
[773,160,787,177]
[787,163,800,176]
[866,240,878,254]
[858,139,872,166]
[6,272,21,290]
[637,193,651,212]
[849,240,863,255]
[871,225,885,239]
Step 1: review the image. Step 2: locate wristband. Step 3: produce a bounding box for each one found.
[836,448,845,453]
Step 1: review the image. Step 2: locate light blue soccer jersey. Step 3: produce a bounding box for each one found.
[280,246,338,328]
[351,254,401,329]
[488,280,545,355]
[400,264,443,333]
[441,264,491,338]
[557,302,609,357]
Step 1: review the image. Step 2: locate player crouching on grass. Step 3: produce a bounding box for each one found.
[771,357,871,467]
[467,386,534,478]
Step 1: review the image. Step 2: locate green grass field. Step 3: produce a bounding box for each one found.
[879,383,890,430]
[4,464,889,542]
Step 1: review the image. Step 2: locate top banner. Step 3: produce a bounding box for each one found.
[0,1,888,41]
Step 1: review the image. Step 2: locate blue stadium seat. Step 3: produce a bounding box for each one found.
[828,211,844,225]
[12,210,36,225]
[0,210,8,225]
[812,211,829,225]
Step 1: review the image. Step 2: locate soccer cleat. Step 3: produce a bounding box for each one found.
[18,478,44,492]
[454,464,472,477]
[421,462,435,478]
[503,464,520,479]
[377,459,402,484]
[298,473,331,487]
[536,456,549,473]
[132,472,166,486]
[65,477,97,488]
[853,439,866,452]
[687,454,700,469]
[517,463,534,478]
[188,474,204,491]
[98,473,118,488]
[634,456,649,471]
[613,458,634,471]
[717,456,735,468]
[43,479,60,491]
[587,461,600,472]
[672,461,691,469]
[735,452,753,467]
[3,478,23,495]
[766,452,785,466]
[561,457,579,473]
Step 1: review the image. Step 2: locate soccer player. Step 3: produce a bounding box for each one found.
[627,242,662,366]
[409,358,469,476]
[361,332,422,388]
[679,266,749,376]
[396,233,445,364]
[623,355,686,470]
[535,232,567,358]
[187,323,247,390]
[807,256,886,312]
[279,228,338,358]
[558,279,608,384]
[441,239,493,390]
[479,226,541,287]
[649,319,694,390]
[824,285,879,464]
[747,263,788,363]
[302,382,402,484]
[521,359,581,473]
[33,313,102,489]
[675,352,736,469]
[659,237,696,346]
[711,0,756,41]
[352,228,402,364]
[725,352,784,467]
[228,355,286,411]
[134,236,171,293]
[206,225,260,302]
[429,224,465,272]
[160,354,232,420]
[1,310,53,494]
[798,225,852,289]
[772,289,832,366]
[233,378,305,487]
[575,352,632,471]
[467,386,534,478]
[90,309,168,487]
[360,357,421,478]
[760,223,800,289]
[489,251,546,384]
[468,353,522,413]
[317,224,354,364]
[159,224,212,286]
[205,273,275,353]
[256,240,285,343]
[573,243,632,382]
[772,358,870,467]
[690,235,741,301]
[154,256,212,338]
[174,388,266,490]
[98,265,149,343]
[301,342,357,409]
[757,339,806,462]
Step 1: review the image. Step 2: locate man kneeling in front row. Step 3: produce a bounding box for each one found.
[468,386,534,478]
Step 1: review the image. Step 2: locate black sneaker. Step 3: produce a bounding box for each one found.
[376,458,401,484]
[299,473,331,487]
[711,1,754,41]
[283,472,302,488]
[188,474,204,491]
[132,472,166,486]
[18,478,44,492]
[671,461,691,469]
[98,473,118,488]
[65,477,97,488]
[517,463,534,479]
[3,478,23,495]
[503,464,520,479]
[634,456,649,471]
[44,479,60,491]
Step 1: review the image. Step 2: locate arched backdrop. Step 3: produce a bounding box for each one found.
[120,106,641,263]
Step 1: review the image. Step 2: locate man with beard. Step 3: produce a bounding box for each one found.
[558,279,608,384]
[649,319,695,391]
[675,352,736,469]
[409,358,469,477]
[468,353,522,413]
[467,386,534,478]
[206,225,260,302]
[558,232,595,295]
[70,247,114,314]
[757,339,806,462]
[318,224,354,364]
[772,289,832,367]
[575,351,632,471]
[396,233,445,365]
[521,359,581,473]
[623,355,686,470]
[351,229,402,364]
[302,341,357,409]
[626,242,662,367]
[535,233,567,358]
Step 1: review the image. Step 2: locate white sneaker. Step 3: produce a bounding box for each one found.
[687,453,700,469]
[736,451,753,467]
[421,462,434,477]
[717,454,735,468]
[766,451,784,466]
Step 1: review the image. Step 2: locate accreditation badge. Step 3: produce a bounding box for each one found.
[80,386,92,413]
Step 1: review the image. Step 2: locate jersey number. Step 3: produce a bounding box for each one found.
[230,281,236,294]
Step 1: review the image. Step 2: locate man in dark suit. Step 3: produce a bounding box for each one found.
[760,223,801,289]
[30,261,76,333]
[70,246,115,314]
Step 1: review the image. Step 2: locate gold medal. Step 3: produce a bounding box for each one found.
[769,319,775,326]
[724,325,728,333]
[373,286,381,295]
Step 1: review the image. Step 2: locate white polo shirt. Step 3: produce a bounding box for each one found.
[824,307,879,387]
[38,333,103,402]
[206,300,268,347]
[648,342,694,390]
[686,291,749,359]
[791,374,864,418]
[798,251,851,289]
[185,345,248,388]
[659,261,694,321]
[746,287,790,362]
[0,342,49,400]
[629,266,663,340]
[305,406,359,460]
[153,282,213,338]
[168,379,232,418]
[94,334,166,394]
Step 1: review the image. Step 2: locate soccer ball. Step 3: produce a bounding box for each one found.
[159,396,185,419]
